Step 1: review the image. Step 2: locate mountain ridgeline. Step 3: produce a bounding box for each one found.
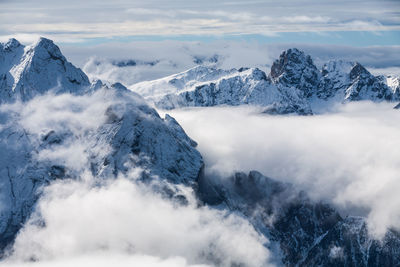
[0,38,399,266]
[131,48,400,114]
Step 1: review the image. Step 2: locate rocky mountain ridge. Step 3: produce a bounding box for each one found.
[130,48,400,114]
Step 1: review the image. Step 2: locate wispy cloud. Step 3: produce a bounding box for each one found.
[0,0,399,43]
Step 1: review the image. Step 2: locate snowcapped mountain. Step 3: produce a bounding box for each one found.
[132,66,312,115]
[319,60,399,102]
[269,48,322,99]
[0,38,203,254]
[0,38,399,266]
[130,48,400,114]
[131,65,237,103]
[0,38,93,103]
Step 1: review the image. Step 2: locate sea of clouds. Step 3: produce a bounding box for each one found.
[164,102,400,238]
[0,87,399,267]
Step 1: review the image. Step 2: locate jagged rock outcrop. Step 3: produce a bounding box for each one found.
[319,60,399,102]
[197,171,400,266]
[270,48,321,98]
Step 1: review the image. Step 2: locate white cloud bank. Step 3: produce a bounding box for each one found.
[164,102,400,238]
[3,176,271,267]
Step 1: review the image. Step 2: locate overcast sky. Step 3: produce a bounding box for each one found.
[1,0,399,44]
[1,0,399,77]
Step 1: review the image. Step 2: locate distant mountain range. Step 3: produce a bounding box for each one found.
[0,38,399,266]
[131,48,400,114]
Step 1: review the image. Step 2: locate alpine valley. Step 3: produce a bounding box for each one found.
[0,37,399,267]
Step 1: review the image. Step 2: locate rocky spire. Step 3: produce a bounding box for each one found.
[269,48,321,98]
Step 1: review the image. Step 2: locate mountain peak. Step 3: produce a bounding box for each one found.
[31,37,65,62]
[3,38,21,51]
[0,37,91,102]
[270,48,306,79]
[349,61,370,80]
[34,37,55,47]
[270,48,316,78]
[269,48,320,97]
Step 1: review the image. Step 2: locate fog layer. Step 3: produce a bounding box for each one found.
[165,102,400,237]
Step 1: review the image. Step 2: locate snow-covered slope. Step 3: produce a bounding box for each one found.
[130,65,237,103]
[0,38,91,103]
[380,75,400,94]
[130,48,400,115]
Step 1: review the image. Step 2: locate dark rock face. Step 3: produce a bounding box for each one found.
[394,103,400,109]
[197,171,400,267]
